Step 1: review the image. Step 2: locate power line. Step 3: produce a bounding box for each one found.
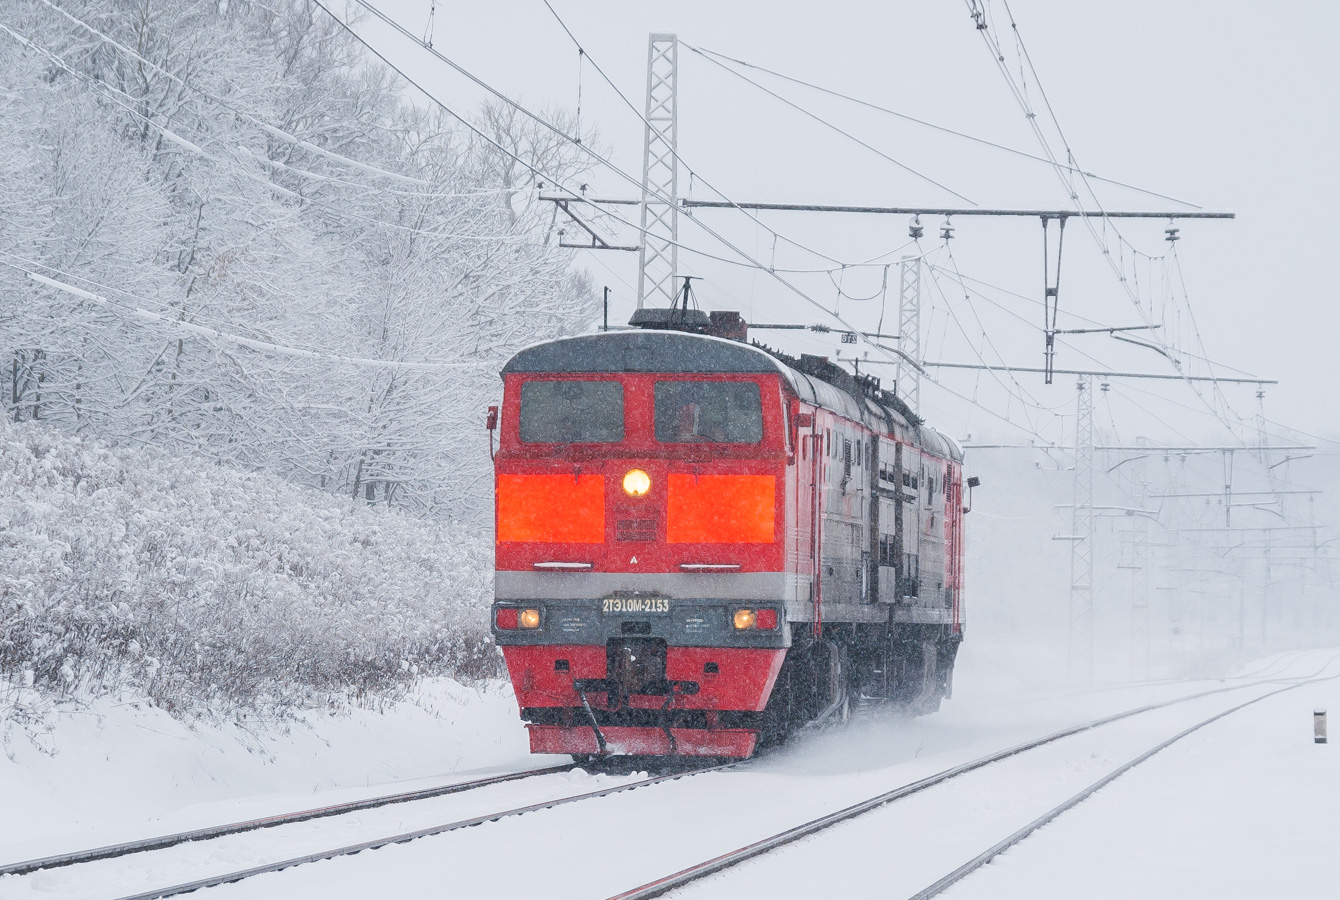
[538,2,858,267]
[15,267,473,371]
[350,0,856,269]
[0,19,532,246]
[964,443,1314,453]
[963,0,1251,443]
[926,242,1064,429]
[687,43,1206,210]
[682,42,975,204]
[922,362,1275,385]
[311,0,1037,437]
[932,264,1268,380]
[681,200,1232,219]
[29,0,431,187]
[38,0,951,401]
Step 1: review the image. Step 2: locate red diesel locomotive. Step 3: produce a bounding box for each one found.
[489,312,970,759]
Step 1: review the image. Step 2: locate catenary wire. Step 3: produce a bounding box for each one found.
[7,260,476,371]
[308,0,977,409]
[681,43,975,205]
[965,0,1250,442]
[353,0,850,267]
[686,43,1204,210]
[0,21,536,246]
[29,0,433,187]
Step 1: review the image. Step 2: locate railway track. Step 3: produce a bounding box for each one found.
[105,762,727,900]
[0,760,730,900]
[0,763,576,879]
[902,678,1326,900]
[6,661,1327,899]
[608,661,1339,900]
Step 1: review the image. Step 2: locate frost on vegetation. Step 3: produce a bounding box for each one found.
[0,423,497,733]
[0,0,599,525]
[0,0,606,744]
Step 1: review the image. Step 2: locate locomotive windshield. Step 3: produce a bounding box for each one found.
[654,380,762,444]
[519,380,624,443]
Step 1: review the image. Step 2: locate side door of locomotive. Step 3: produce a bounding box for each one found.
[792,409,823,621]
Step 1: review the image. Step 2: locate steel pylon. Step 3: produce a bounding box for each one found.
[898,256,922,412]
[636,34,679,309]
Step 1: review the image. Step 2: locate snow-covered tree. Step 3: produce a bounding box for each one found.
[0,0,598,525]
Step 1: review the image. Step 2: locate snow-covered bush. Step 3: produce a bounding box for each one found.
[0,423,496,719]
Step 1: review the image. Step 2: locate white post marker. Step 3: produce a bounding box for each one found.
[1316,709,1328,744]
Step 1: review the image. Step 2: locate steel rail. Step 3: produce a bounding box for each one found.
[607,663,1337,900]
[109,762,731,900]
[0,764,575,878]
[906,673,1337,899]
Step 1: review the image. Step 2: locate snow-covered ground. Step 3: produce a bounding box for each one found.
[0,679,558,863]
[939,668,1340,899]
[1,650,1333,899]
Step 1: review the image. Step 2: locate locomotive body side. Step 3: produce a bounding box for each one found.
[490,330,965,758]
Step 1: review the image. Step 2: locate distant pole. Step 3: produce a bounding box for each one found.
[1128,462,1152,679]
[1262,532,1273,646]
[1237,577,1245,651]
[603,286,609,332]
[1068,375,1095,683]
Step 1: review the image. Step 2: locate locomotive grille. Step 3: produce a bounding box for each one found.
[616,518,656,541]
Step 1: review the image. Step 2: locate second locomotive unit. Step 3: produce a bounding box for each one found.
[489,309,971,759]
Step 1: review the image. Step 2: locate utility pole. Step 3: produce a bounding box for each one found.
[897,256,922,412]
[1120,454,1152,680]
[1262,531,1273,646]
[636,34,679,310]
[1068,375,1095,683]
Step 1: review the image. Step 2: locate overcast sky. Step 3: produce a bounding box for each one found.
[360,0,1337,448]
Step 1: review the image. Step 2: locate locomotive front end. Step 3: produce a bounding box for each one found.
[491,332,791,759]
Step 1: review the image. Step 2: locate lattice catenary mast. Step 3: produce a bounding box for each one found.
[897,256,922,412]
[636,34,679,309]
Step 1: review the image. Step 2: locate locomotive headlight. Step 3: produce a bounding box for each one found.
[733,608,757,631]
[622,469,651,497]
[518,608,541,629]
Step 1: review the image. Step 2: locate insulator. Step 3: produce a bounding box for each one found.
[1165,226,1180,243]
[909,215,924,240]
[941,217,955,241]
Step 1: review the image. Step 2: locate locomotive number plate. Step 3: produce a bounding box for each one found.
[602,597,671,614]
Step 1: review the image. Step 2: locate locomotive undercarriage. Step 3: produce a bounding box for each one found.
[755,622,961,748]
[507,619,960,760]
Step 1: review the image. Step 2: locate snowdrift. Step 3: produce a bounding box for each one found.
[0,423,495,723]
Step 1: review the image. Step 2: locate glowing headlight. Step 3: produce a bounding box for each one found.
[733,608,757,631]
[518,608,541,629]
[623,469,651,497]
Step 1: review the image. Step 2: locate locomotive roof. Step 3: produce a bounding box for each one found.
[503,330,784,376]
[502,330,961,462]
